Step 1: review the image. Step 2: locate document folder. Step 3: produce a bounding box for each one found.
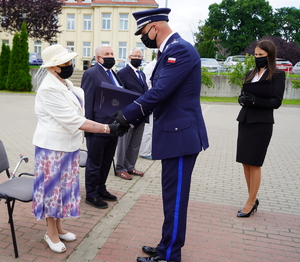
[94,81,141,116]
[243,80,273,98]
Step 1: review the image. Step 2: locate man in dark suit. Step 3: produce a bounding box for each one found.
[115,47,148,180]
[114,8,209,262]
[81,45,123,209]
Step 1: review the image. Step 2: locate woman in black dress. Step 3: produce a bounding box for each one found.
[236,40,285,217]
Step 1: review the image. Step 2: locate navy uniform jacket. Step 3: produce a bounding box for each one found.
[122,33,209,160]
[81,63,123,136]
[117,64,148,95]
[237,69,285,124]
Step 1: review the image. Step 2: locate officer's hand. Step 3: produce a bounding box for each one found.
[112,110,130,127]
[244,92,256,104]
[108,121,130,136]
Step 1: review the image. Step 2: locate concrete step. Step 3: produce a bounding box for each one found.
[70,70,84,87]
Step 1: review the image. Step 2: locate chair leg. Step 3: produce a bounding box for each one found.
[6,200,19,258]
[112,157,117,176]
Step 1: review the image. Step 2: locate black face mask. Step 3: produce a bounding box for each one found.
[56,64,74,79]
[255,56,268,68]
[141,26,157,48]
[101,57,115,69]
[131,58,142,68]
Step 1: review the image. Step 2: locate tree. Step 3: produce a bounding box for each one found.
[243,36,300,65]
[6,23,32,91]
[206,0,275,55]
[194,23,218,58]
[0,42,10,90]
[274,7,300,47]
[0,0,63,43]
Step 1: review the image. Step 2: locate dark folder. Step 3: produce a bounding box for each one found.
[94,81,140,116]
[243,80,273,98]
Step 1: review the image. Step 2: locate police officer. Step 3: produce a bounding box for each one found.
[114,8,209,262]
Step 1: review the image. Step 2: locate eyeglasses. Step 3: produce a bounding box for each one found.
[130,55,143,59]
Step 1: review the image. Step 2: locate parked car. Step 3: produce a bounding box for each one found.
[201,58,223,72]
[90,56,96,67]
[115,60,126,72]
[276,58,293,73]
[223,55,245,67]
[29,52,43,66]
[292,61,300,75]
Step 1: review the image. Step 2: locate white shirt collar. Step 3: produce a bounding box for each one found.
[159,32,176,53]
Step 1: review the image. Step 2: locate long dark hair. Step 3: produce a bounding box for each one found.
[247,39,277,81]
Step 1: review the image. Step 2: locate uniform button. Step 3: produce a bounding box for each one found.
[136,119,139,121]
[175,127,178,131]
[153,117,156,121]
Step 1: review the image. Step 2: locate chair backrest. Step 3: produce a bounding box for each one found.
[0,140,10,174]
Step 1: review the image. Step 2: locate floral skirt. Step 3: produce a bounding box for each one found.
[32,146,81,220]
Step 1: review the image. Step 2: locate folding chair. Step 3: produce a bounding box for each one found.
[0,140,34,258]
[79,149,117,175]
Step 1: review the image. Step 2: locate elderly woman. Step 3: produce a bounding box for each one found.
[32,44,125,253]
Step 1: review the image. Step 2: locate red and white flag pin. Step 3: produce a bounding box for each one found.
[167,57,176,63]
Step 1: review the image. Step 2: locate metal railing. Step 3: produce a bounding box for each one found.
[33,67,47,92]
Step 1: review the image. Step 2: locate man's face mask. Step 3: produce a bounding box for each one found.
[141,26,157,49]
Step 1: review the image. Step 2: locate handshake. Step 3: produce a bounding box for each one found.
[108,110,131,137]
[238,92,256,106]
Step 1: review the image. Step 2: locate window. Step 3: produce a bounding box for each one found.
[67,14,75,30]
[50,41,58,45]
[102,41,110,45]
[136,43,145,57]
[83,42,91,57]
[83,14,92,31]
[2,40,9,46]
[34,41,42,53]
[118,42,127,60]
[119,14,128,30]
[102,13,111,30]
[67,41,75,51]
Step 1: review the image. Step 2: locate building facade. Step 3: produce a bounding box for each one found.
[0,0,158,70]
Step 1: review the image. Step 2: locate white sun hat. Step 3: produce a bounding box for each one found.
[41,44,78,68]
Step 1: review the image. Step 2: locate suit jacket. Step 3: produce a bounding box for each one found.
[33,72,86,152]
[237,69,285,124]
[117,64,148,95]
[81,63,123,136]
[122,33,209,160]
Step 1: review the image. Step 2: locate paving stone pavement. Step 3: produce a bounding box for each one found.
[0,93,299,262]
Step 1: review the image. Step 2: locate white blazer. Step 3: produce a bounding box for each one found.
[33,72,86,152]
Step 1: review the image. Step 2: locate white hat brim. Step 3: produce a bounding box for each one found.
[41,52,78,67]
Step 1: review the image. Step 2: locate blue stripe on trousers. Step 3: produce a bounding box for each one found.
[166,156,183,261]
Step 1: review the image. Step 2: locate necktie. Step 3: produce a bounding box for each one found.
[136,70,144,86]
[106,70,116,86]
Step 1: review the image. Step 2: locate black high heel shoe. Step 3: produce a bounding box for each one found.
[237,203,258,218]
[238,199,259,213]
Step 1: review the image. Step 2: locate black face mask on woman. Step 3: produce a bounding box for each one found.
[141,26,157,49]
[101,57,115,69]
[255,56,268,68]
[56,64,74,79]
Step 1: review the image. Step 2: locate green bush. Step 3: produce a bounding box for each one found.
[201,68,214,88]
[228,54,255,87]
[0,43,10,90]
[6,22,32,92]
[291,80,300,89]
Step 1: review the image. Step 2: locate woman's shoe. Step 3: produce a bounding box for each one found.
[237,204,258,218]
[58,232,77,242]
[238,199,259,213]
[44,234,66,253]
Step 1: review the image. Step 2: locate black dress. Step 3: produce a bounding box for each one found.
[236,69,285,167]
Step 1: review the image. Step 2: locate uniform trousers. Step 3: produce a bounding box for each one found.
[85,135,118,198]
[157,153,199,261]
